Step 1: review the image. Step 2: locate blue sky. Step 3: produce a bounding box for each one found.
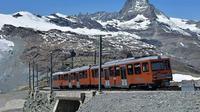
[0,0,199,20]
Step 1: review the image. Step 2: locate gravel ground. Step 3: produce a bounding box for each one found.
[0,91,27,112]
[78,91,200,112]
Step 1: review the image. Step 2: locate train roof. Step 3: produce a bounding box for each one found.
[91,55,168,69]
[53,55,168,76]
[53,66,89,76]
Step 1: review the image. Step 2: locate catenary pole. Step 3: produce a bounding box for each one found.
[50,52,53,95]
[36,64,39,91]
[98,35,102,92]
[32,60,35,93]
[94,50,97,65]
[29,62,31,94]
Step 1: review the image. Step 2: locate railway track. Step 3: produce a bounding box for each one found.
[40,86,181,92]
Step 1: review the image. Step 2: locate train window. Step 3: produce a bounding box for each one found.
[92,70,95,78]
[151,61,170,71]
[75,73,79,81]
[142,63,149,72]
[68,75,71,81]
[115,66,120,76]
[53,76,57,80]
[84,71,88,78]
[104,69,109,80]
[134,63,141,74]
[74,73,76,80]
[100,69,104,78]
[109,67,114,77]
[92,69,99,78]
[61,75,65,80]
[72,73,75,80]
[64,74,68,80]
[70,74,72,80]
[79,72,83,79]
[165,60,171,70]
[58,75,61,80]
[127,64,134,75]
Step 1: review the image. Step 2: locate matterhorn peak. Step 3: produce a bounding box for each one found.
[119,0,158,20]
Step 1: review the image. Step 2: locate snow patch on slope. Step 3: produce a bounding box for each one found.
[119,15,150,30]
[156,14,191,36]
[170,18,200,33]
[0,12,140,39]
[179,42,185,47]
[98,15,150,30]
[173,74,200,82]
[0,39,14,52]
[54,13,77,23]
[0,38,14,59]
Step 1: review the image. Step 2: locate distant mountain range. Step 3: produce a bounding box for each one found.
[0,0,200,92]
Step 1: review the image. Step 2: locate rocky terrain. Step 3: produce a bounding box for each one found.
[0,0,200,92]
[78,91,200,112]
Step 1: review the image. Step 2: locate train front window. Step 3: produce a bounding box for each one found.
[151,60,170,71]
[165,60,171,70]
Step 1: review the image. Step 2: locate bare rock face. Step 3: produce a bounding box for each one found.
[197,21,200,28]
[119,0,157,20]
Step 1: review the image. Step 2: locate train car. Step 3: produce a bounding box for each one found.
[52,56,172,89]
[52,72,68,89]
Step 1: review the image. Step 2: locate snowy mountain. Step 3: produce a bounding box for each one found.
[0,0,200,92]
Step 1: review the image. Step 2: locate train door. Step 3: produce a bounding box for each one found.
[68,74,72,88]
[114,66,121,87]
[141,62,151,84]
[104,68,110,88]
[108,67,115,87]
[121,65,128,88]
[72,73,78,88]
[76,72,80,88]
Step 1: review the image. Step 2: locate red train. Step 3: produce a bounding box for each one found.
[52,56,172,89]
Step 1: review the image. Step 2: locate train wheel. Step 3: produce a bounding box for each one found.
[147,84,157,90]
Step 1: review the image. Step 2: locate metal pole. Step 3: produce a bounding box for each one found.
[29,62,31,93]
[36,64,39,91]
[50,52,53,95]
[94,50,96,65]
[47,66,49,86]
[98,35,102,92]
[71,56,74,69]
[32,60,35,93]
